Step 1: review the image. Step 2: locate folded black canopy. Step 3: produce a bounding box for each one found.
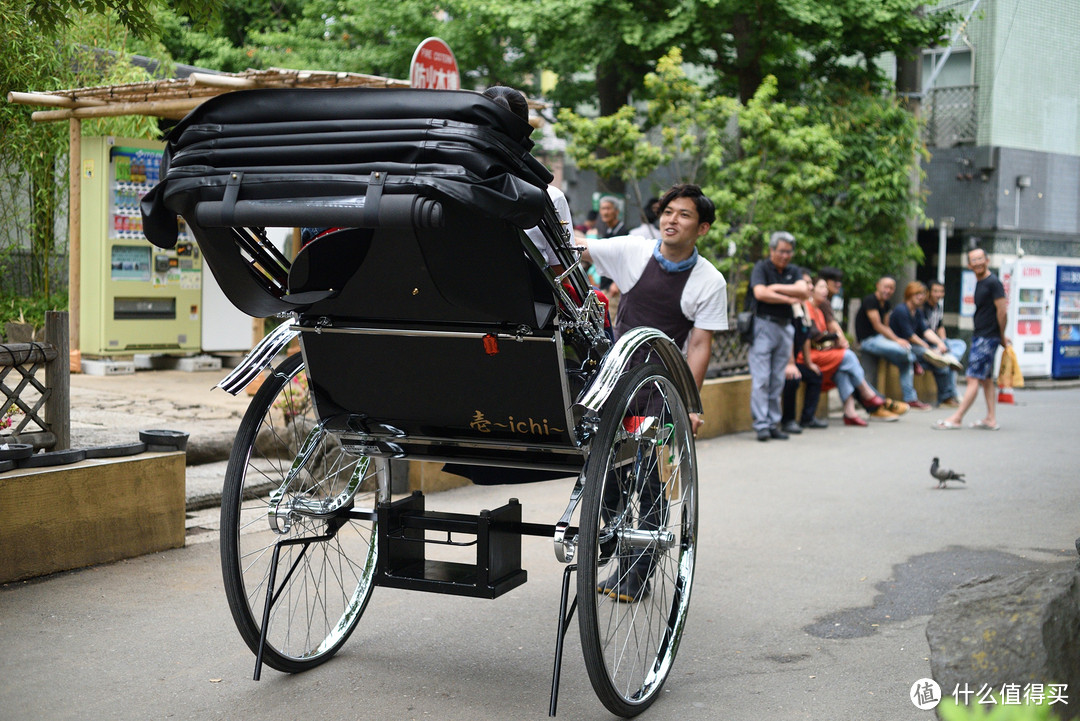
[141,87,554,249]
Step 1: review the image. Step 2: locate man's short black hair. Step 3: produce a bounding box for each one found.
[928,279,945,290]
[819,266,843,282]
[657,184,715,226]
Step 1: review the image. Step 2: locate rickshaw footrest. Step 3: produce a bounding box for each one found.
[376,492,527,599]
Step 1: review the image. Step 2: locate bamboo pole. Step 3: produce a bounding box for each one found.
[31,97,208,122]
[188,72,258,89]
[6,91,106,108]
[68,119,81,365]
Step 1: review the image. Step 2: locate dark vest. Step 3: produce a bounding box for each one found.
[614,257,694,347]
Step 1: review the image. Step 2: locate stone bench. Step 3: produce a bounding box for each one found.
[0,452,186,583]
[858,350,939,403]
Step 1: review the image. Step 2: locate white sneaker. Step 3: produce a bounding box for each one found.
[941,353,964,372]
[921,349,949,369]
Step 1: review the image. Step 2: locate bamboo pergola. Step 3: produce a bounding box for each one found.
[8,66,411,121]
[7,67,412,357]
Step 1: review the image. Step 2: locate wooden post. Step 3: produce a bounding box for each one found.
[44,311,71,451]
[68,119,81,365]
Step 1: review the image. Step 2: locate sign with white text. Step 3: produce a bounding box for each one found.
[410,37,460,90]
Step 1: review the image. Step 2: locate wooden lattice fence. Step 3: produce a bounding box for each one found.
[708,327,749,378]
[0,311,70,450]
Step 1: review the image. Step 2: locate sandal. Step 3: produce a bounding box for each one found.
[970,420,1000,431]
[932,420,962,430]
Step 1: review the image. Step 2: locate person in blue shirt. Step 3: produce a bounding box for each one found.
[889,281,957,407]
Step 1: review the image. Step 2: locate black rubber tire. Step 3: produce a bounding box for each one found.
[577,363,699,717]
[18,448,88,468]
[0,443,34,461]
[0,459,15,473]
[139,429,189,451]
[84,442,146,458]
[220,352,380,674]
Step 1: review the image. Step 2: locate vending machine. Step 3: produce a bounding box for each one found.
[79,136,202,357]
[999,260,1056,378]
[1053,265,1080,379]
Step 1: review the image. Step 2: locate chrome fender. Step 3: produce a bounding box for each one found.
[214,321,301,395]
[575,327,702,418]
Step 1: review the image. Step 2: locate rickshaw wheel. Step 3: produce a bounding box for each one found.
[220,351,380,673]
[577,362,698,717]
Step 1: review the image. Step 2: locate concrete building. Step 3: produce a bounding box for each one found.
[918,0,1080,327]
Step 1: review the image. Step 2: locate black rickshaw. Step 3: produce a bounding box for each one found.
[141,87,701,718]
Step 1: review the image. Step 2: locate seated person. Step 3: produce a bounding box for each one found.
[781,271,825,433]
[890,281,958,407]
[802,277,899,426]
[923,280,967,368]
[854,276,930,410]
[817,266,904,420]
[481,86,572,273]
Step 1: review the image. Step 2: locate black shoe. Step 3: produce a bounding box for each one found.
[757,429,770,442]
[801,417,829,429]
[781,420,803,434]
[597,571,620,596]
[598,569,650,603]
[768,427,789,440]
[597,560,651,603]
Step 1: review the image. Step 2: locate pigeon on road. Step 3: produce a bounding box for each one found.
[930,457,965,488]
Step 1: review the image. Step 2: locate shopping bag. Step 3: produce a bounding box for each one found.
[997,345,1024,389]
[1007,345,1024,388]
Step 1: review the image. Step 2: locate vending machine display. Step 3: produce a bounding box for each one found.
[80,136,202,356]
[1000,260,1056,378]
[1053,266,1080,379]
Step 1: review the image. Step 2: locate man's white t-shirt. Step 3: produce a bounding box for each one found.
[588,235,729,333]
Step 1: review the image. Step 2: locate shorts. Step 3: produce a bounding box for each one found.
[966,336,1000,380]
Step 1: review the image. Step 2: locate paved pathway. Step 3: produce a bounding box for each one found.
[5,372,1073,720]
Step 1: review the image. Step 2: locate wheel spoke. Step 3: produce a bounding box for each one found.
[578,363,698,716]
[220,353,380,673]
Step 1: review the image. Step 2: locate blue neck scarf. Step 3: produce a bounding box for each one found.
[653,240,698,273]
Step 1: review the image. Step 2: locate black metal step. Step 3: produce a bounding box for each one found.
[377,559,527,599]
[375,492,527,599]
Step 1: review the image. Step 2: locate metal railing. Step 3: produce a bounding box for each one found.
[924,85,978,148]
[0,311,70,450]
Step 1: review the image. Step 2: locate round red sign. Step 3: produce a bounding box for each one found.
[410,37,460,90]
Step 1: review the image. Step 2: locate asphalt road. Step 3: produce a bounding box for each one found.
[2,386,1078,721]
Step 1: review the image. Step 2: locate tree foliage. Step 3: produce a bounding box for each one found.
[2,0,944,301]
[556,50,925,307]
[1,3,161,294]
[159,0,537,86]
[28,0,221,38]
[798,85,928,296]
[679,0,952,103]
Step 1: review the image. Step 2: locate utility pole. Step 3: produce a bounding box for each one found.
[896,36,923,288]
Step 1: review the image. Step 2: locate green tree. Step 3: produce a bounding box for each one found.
[799,85,928,297]
[160,0,537,87]
[28,0,221,38]
[656,0,952,104]
[557,51,926,309]
[1,4,160,295]
[556,105,665,212]
[700,75,840,304]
